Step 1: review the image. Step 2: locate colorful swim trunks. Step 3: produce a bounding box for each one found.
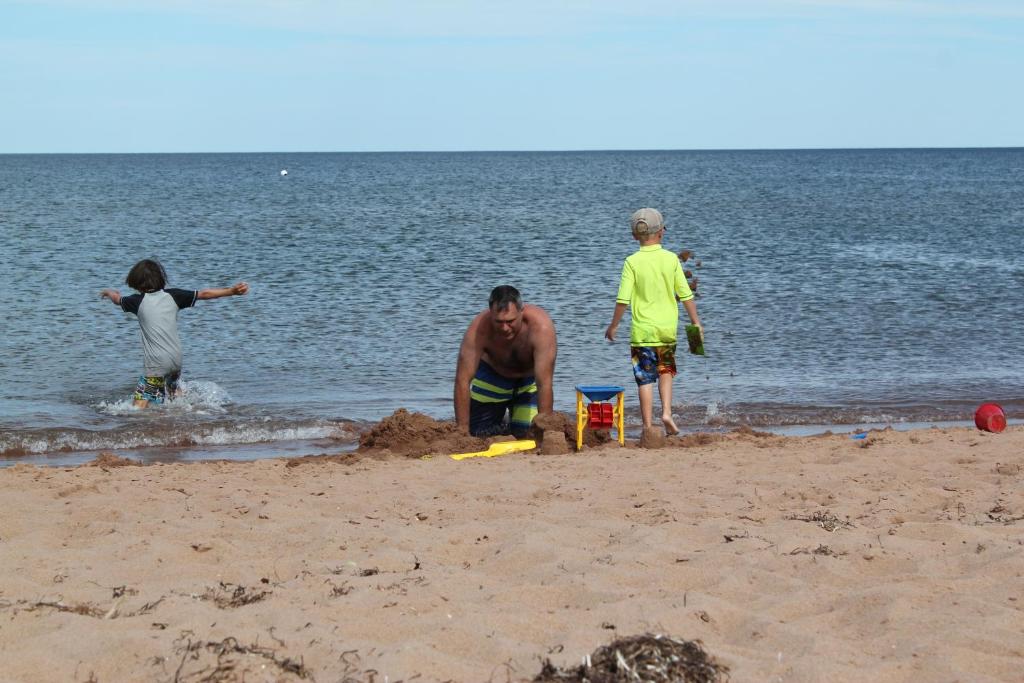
[133,372,181,404]
[630,345,677,386]
[469,360,538,437]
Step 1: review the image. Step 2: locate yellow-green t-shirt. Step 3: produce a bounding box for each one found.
[615,244,694,346]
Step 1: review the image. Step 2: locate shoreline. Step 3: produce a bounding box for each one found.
[2,417,1018,468]
[1,426,1021,681]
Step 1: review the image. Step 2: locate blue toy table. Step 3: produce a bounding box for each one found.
[575,384,625,450]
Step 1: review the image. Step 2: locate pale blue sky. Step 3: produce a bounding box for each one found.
[2,0,1021,152]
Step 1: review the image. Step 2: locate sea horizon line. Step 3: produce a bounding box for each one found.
[2,145,1023,156]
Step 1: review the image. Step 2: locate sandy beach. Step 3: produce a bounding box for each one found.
[1,422,1021,682]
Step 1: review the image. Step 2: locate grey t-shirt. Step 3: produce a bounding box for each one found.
[121,289,197,376]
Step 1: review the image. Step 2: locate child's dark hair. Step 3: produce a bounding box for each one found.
[126,259,167,293]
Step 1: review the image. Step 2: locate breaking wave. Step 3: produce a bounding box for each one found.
[0,418,359,458]
[95,380,232,416]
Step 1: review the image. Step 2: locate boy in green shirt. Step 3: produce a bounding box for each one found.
[605,208,702,435]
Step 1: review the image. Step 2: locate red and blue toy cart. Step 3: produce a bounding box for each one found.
[575,384,625,450]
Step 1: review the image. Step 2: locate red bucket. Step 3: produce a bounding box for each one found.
[974,403,1006,433]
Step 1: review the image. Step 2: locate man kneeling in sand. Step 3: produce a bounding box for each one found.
[454,286,557,437]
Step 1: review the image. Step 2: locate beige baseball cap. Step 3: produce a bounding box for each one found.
[630,208,664,235]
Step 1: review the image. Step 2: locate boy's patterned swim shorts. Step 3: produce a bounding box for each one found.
[133,372,181,404]
[630,345,677,386]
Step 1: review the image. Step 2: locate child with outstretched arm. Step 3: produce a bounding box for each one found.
[100,259,249,408]
[604,208,702,435]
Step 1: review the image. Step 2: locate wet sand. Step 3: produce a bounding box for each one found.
[0,424,1021,681]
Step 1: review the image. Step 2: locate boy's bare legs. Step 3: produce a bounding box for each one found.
[637,383,655,428]
[133,398,150,409]
[659,373,679,435]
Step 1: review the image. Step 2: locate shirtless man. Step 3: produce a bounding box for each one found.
[454,285,557,437]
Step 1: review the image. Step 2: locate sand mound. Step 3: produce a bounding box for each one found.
[532,411,612,451]
[665,427,777,449]
[340,410,775,461]
[357,409,486,458]
[731,425,773,438]
[86,452,140,468]
[532,412,573,434]
[285,452,360,467]
[533,633,728,682]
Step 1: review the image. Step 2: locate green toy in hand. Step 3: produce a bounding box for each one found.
[685,324,705,356]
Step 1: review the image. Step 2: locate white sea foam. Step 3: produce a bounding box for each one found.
[95,380,231,416]
[856,412,905,424]
[1,420,355,456]
[172,380,232,413]
[191,424,342,446]
[3,390,357,456]
[95,397,144,416]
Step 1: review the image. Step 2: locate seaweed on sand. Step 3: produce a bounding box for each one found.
[200,582,270,609]
[533,633,728,683]
[172,636,311,682]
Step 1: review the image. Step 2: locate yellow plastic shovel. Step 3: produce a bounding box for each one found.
[450,439,537,461]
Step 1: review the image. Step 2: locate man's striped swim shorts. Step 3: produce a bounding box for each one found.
[469,360,538,437]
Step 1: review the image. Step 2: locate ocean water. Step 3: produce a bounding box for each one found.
[2,149,1022,464]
